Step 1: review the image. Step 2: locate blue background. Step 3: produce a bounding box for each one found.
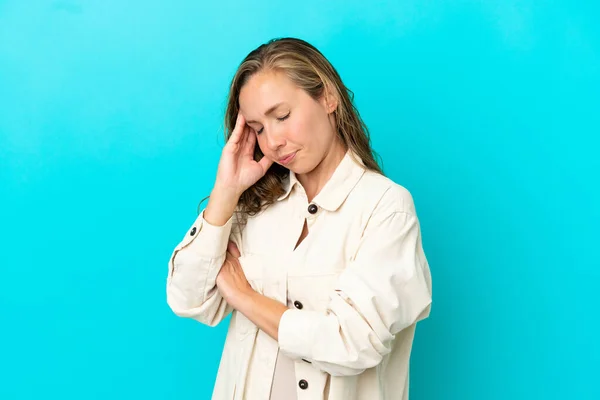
[1,1,598,399]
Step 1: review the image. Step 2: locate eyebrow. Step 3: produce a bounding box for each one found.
[245,102,285,124]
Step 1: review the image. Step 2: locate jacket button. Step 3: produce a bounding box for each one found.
[293,301,303,310]
[189,227,197,236]
[307,204,318,214]
[298,379,308,390]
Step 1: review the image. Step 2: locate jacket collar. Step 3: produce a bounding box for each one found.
[277,150,366,211]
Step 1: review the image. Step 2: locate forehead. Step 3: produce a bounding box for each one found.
[239,71,302,115]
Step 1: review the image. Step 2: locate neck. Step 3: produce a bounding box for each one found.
[297,140,347,202]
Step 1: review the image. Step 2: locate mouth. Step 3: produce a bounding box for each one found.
[278,151,297,165]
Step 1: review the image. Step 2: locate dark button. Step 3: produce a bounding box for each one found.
[298,379,308,390]
[293,300,303,310]
[190,227,197,236]
[302,358,311,364]
[307,204,318,214]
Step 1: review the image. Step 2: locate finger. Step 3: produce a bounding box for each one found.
[258,154,274,174]
[223,256,241,275]
[228,112,246,145]
[225,250,235,262]
[227,241,241,258]
[242,127,257,157]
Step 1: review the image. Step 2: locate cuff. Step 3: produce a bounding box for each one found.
[186,210,234,258]
[278,308,320,360]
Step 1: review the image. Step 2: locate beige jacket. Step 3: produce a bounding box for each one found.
[166,151,433,400]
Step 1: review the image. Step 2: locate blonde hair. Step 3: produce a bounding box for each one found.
[213,37,382,218]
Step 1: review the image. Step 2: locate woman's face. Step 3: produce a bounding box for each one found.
[239,70,342,175]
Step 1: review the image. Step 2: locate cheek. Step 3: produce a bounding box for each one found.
[255,136,268,154]
[288,116,313,144]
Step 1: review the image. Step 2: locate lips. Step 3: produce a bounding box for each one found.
[278,152,297,165]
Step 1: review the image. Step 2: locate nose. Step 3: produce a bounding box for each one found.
[264,128,286,152]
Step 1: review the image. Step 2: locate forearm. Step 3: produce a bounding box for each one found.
[168,283,234,326]
[167,205,238,326]
[234,290,289,341]
[204,185,240,226]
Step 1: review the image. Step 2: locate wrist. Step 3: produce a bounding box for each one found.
[212,182,243,202]
[204,187,240,227]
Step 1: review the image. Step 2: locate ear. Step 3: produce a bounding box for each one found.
[320,83,339,114]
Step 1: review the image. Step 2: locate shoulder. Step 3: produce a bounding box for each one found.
[353,170,417,216]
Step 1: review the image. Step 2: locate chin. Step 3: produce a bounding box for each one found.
[288,160,317,175]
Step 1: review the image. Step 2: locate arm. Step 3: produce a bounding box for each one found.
[167,110,273,326]
[230,288,289,340]
[166,189,240,326]
[225,207,432,375]
[276,210,432,376]
[215,241,289,339]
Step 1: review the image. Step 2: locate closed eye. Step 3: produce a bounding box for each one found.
[277,112,290,121]
[253,113,290,135]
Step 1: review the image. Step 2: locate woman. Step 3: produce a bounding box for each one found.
[166,37,432,400]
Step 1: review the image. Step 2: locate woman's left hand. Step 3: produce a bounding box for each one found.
[216,241,254,307]
[216,242,289,341]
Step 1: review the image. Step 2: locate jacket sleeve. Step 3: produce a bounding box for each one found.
[277,208,432,376]
[166,209,240,327]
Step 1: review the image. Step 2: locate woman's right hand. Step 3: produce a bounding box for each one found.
[214,112,273,197]
[204,112,273,226]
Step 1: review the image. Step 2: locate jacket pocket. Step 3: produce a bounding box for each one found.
[234,309,259,340]
[237,253,265,294]
[232,310,259,399]
[287,272,341,312]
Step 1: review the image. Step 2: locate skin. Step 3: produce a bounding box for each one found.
[206,69,347,342]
